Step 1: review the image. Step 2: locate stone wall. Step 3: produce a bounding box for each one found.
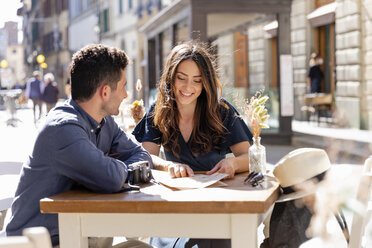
[335,0,362,128]
[291,0,311,120]
[214,33,235,88]
[362,0,372,130]
[248,23,266,92]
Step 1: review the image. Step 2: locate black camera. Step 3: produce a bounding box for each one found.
[126,161,152,185]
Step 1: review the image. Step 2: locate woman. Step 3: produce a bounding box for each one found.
[42,72,59,113]
[133,42,253,248]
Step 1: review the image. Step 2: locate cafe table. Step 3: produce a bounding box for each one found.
[40,172,280,248]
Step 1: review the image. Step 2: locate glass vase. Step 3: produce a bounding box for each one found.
[249,136,266,174]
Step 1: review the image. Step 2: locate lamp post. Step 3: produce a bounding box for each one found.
[0,59,8,69]
[36,54,46,76]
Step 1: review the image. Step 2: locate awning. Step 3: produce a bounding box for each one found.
[263,20,278,38]
[307,2,337,27]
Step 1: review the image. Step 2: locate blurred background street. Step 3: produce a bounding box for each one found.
[0,0,371,157]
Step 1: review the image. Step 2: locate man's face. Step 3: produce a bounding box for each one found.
[104,69,127,116]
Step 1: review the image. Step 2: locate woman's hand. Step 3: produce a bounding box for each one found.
[167,162,194,178]
[206,157,235,178]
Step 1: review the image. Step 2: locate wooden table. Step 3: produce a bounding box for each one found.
[40,173,279,248]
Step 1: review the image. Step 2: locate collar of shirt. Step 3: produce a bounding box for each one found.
[69,99,106,134]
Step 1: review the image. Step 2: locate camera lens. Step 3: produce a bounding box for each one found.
[140,166,152,183]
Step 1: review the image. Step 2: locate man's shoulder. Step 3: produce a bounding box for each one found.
[46,103,83,127]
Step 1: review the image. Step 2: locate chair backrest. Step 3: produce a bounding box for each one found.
[0,162,23,212]
[0,162,23,175]
[349,157,372,248]
[0,227,52,248]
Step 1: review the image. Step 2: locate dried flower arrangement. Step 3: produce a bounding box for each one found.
[244,89,270,140]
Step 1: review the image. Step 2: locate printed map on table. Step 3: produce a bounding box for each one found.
[151,170,228,189]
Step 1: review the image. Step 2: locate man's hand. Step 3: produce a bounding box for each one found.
[206,158,235,178]
[167,162,194,178]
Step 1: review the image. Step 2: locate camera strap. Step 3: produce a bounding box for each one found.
[117,184,140,193]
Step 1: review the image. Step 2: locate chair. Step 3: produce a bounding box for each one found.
[0,161,23,211]
[348,157,372,248]
[300,158,372,248]
[0,162,23,237]
[0,227,52,248]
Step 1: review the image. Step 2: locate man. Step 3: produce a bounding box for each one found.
[5,44,153,248]
[25,71,44,122]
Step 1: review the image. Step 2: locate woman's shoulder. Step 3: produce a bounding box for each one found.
[218,98,240,115]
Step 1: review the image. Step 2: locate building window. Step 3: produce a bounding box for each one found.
[136,0,144,18]
[32,23,39,44]
[162,29,172,66]
[175,19,188,44]
[44,0,52,17]
[62,0,68,10]
[128,0,133,10]
[43,32,54,53]
[99,9,110,33]
[56,0,62,14]
[69,0,83,18]
[119,0,123,14]
[146,0,152,15]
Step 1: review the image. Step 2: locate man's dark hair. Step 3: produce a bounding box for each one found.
[69,44,129,101]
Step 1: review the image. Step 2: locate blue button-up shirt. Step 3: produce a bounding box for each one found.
[6,99,152,246]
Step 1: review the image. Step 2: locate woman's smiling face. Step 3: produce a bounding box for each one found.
[173,59,203,107]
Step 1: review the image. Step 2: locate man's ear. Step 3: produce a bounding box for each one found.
[100,84,111,101]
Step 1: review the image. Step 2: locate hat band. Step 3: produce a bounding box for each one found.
[281,171,327,195]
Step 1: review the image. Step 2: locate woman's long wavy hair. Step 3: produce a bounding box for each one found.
[153,42,227,157]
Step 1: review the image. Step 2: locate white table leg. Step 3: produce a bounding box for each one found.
[59,213,88,248]
[231,214,258,248]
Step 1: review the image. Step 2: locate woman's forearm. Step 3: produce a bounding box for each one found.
[150,154,169,171]
[232,153,250,174]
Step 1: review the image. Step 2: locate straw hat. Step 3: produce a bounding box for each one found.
[273,148,331,202]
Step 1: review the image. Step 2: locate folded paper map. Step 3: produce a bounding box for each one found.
[151,170,228,190]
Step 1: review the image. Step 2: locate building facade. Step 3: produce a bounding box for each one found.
[40,0,70,96]
[111,0,139,101]
[3,21,19,46]
[17,0,372,133]
[289,0,372,130]
[6,45,26,87]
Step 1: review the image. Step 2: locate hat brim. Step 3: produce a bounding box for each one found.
[276,190,313,203]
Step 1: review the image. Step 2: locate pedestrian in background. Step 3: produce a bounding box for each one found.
[306,53,324,93]
[42,72,59,113]
[25,71,44,122]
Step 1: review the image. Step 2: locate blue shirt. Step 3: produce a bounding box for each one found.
[133,99,252,171]
[6,99,152,246]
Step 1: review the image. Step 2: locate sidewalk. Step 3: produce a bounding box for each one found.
[0,105,37,162]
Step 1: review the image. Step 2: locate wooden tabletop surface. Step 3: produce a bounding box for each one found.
[40,172,280,214]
